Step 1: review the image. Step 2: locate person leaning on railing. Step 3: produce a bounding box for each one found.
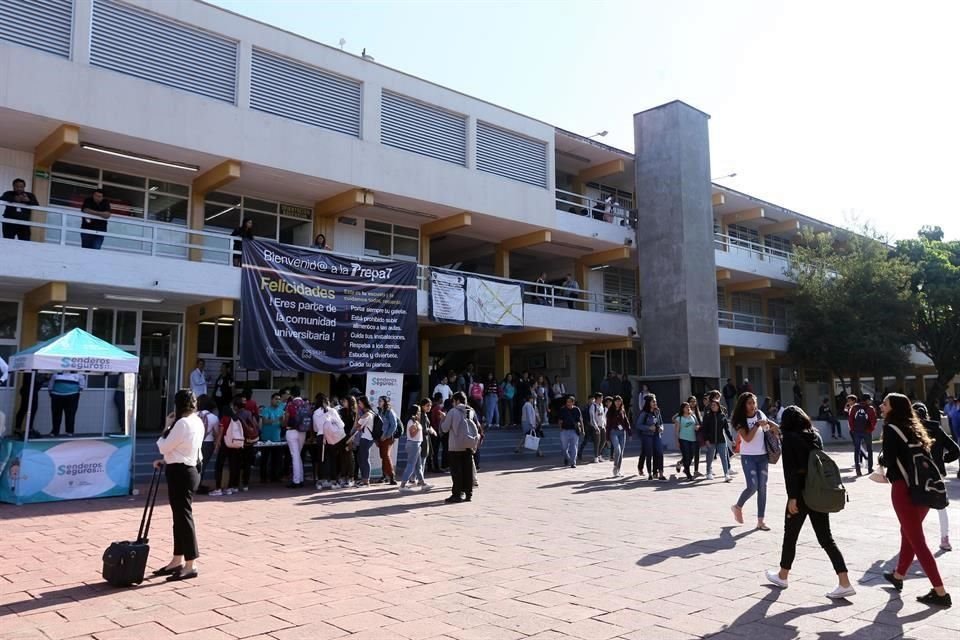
[79,189,112,250]
[1,178,39,241]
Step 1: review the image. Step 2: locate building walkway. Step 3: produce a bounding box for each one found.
[1,449,958,640]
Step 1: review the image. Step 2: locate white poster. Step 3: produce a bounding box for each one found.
[466,277,524,327]
[365,372,403,477]
[430,271,466,323]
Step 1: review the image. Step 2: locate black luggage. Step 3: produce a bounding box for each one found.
[102,465,162,587]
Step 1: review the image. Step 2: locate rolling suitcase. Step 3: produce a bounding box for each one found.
[102,465,162,587]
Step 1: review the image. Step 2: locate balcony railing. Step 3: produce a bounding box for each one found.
[2,201,638,315]
[718,310,788,335]
[555,188,635,227]
[714,232,793,263]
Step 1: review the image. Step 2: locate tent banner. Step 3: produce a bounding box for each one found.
[429,269,466,324]
[0,437,132,504]
[240,240,418,373]
[466,276,524,327]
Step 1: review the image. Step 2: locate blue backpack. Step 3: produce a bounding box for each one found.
[289,400,313,433]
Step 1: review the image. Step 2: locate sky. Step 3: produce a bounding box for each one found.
[208,0,960,241]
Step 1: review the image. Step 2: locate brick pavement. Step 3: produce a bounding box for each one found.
[1,449,958,640]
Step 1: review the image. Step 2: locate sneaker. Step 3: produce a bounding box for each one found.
[398,485,413,492]
[941,536,952,552]
[209,489,223,496]
[240,486,249,492]
[473,478,479,487]
[916,590,952,608]
[765,569,788,589]
[420,483,433,491]
[675,461,682,473]
[315,482,324,490]
[444,495,463,504]
[594,457,601,463]
[706,473,715,480]
[724,475,732,483]
[825,585,856,599]
[647,473,654,481]
[882,572,903,592]
[226,488,237,495]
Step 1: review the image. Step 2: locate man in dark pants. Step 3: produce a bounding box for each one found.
[847,394,877,476]
[15,372,44,436]
[79,189,111,250]
[2,178,39,241]
[440,392,477,503]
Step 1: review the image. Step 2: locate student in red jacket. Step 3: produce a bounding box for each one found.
[847,394,878,476]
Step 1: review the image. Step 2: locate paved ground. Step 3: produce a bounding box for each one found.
[2,446,958,640]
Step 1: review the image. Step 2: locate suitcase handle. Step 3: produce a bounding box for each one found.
[137,465,163,544]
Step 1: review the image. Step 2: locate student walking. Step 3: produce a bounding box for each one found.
[399,404,431,491]
[579,393,605,463]
[483,373,500,429]
[764,406,854,599]
[558,395,584,468]
[440,392,478,503]
[701,396,733,481]
[355,397,376,486]
[731,392,778,531]
[848,394,878,475]
[516,394,543,457]
[152,390,204,581]
[284,387,311,489]
[880,394,952,607]
[675,402,699,481]
[606,395,630,477]
[376,396,399,485]
[635,395,665,480]
[913,402,960,551]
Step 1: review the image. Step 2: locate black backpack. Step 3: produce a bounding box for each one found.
[371,413,384,440]
[888,424,948,510]
[852,406,870,432]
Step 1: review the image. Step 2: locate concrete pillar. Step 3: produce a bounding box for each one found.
[72,0,92,66]
[236,41,252,108]
[362,82,382,143]
[494,344,510,381]
[494,247,509,278]
[576,348,591,402]
[634,100,719,382]
[465,115,477,170]
[420,336,430,399]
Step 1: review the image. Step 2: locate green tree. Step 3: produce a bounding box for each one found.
[788,226,915,393]
[895,231,960,412]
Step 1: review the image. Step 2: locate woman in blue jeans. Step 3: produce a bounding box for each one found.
[675,402,699,481]
[635,394,665,481]
[701,395,733,482]
[606,395,630,477]
[730,392,780,531]
[354,397,376,486]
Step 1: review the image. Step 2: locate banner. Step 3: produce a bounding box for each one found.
[429,270,466,323]
[365,373,403,477]
[241,240,418,373]
[0,437,132,504]
[466,276,524,327]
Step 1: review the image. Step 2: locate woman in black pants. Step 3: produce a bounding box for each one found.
[153,389,205,581]
[764,406,854,599]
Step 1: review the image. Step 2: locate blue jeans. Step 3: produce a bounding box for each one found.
[484,394,499,427]
[81,232,104,249]
[852,431,873,472]
[400,439,424,485]
[737,454,769,518]
[610,429,626,474]
[704,442,730,476]
[560,429,580,466]
[358,438,373,480]
[639,434,664,475]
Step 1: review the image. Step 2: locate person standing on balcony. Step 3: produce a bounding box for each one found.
[2,178,39,241]
[534,272,549,305]
[79,189,111,250]
[312,233,330,250]
[562,273,580,309]
[230,218,254,266]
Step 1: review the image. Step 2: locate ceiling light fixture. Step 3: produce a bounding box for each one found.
[81,143,199,172]
[103,294,165,304]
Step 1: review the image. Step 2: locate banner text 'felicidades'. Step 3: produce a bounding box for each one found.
[263,249,395,282]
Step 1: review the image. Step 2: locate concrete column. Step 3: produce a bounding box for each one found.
[465,115,477,170]
[362,82,382,143]
[236,41,252,108]
[72,0,93,65]
[420,336,430,399]
[494,344,510,381]
[634,100,720,382]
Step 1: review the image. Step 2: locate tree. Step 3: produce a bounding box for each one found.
[894,231,960,414]
[788,226,915,393]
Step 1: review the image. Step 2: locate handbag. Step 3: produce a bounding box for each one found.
[524,431,540,451]
[764,429,782,464]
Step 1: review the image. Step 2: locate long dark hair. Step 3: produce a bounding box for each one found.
[174,389,197,420]
[357,396,373,413]
[607,395,626,422]
[641,394,657,414]
[730,392,758,431]
[885,393,933,452]
[779,405,813,434]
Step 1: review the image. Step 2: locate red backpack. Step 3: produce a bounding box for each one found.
[469,382,483,401]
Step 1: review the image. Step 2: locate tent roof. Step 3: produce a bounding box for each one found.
[9,328,139,373]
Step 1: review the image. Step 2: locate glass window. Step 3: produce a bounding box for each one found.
[0,301,18,340]
[207,192,242,206]
[52,162,99,180]
[395,224,418,238]
[364,220,419,259]
[92,309,114,341]
[63,307,88,333]
[148,194,188,225]
[216,322,235,358]
[148,179,189,197]
[393,235,418,259]
[142,311,182,323]
[103,185,145,218]
[364,229,392,258]
[279,217,312,246]
[244,198,278,214]
[117,310,137,346]
[102,170,146,189]
[203,202,241,232]
[50,179,95,209]
[198,323,216,354]
[367,220,391,234]
[240,209,278,241]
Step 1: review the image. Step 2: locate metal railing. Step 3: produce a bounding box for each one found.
[554,188,635,226]
[714,232,793,263]
[2,201,639,315]
[718,310,788,335]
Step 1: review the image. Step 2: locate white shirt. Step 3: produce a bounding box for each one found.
[433,383,452,402]
[406,418,423,443]
[739,411,768,456]
[589,402,606,429]
[314,407,346,445]
[157,414,205,465]
[0,356,8,384]
[198,410,219,442]
[189,368,207,397]
[357,410,374,441]
[552,383,566,397]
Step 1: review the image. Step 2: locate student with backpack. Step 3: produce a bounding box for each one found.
[376,396,399,485]
[848,394,878,476]
[913,402,959,551]
[284,386,311,489]
[468,378,484,419]
[879,393,951,607]
[399,404,432,492]
[355,397,376,486]
[439,392,479,503]
[764,406,854,599]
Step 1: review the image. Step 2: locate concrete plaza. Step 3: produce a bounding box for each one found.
[1,445,958,640]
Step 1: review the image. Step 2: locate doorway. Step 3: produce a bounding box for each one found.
[137,322,181,433]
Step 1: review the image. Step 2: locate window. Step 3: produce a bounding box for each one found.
[601,268,637,313]
[197,319,235,359]
[731,293,762,316]
[364,221,419,261]
[202,193,313,248]
[728,224,760,249]
[766,234,793,255]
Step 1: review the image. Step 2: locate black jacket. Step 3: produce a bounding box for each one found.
[923,419,960,476]
[782,429,822,501]
[701,410,731,445]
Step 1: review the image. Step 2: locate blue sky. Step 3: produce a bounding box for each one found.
[208,0,959,240]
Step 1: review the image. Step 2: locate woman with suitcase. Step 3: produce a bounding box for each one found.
[153,389,205,581]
